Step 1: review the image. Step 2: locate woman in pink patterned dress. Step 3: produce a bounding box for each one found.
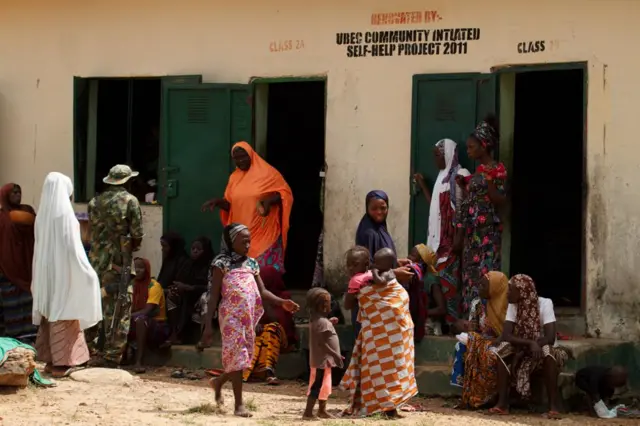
[201,223,299,418]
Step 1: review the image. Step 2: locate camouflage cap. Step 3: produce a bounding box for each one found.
[103,164,140,185]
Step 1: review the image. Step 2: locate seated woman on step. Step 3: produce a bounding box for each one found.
[488,274,569,419]
[242,266,297,385]
[165,236,214,345]
[450,271,508,409]
[128,257,170,374]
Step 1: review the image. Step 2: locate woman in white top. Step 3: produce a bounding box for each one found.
[489,274,568,418]
[414,139,470,331]
[32,172,102,377]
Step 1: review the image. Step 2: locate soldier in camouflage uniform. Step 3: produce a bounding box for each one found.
[88,165,144,364]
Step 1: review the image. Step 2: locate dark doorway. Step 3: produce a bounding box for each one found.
[94,78,161,199]
[265,81,326,289]
[509,69,584,307]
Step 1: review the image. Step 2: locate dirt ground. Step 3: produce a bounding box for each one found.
[0,367,635,426]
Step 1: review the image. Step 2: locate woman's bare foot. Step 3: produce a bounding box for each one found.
[317,411,334,419]
[302,413,317,420]
[209,378,224,406]
[234,405,252,417]
[44,363,53,373]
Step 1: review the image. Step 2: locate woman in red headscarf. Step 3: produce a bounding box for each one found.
[201,142,293,272]
[0,183,38,341]
[242,266,296,385]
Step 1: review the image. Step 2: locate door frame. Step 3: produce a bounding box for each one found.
[493,61,588,312]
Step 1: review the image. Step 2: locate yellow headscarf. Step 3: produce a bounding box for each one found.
[484,271,509,335]
[415,244,437,274]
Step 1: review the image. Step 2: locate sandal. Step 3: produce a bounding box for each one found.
[50,366,85,378]
[542,411,562,419]
[266,376,280,386]
[486,407,509,415]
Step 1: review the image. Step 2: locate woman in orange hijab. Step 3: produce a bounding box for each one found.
[202,142,293,271]
[0,183,38,342]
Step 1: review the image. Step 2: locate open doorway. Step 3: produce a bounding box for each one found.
[508,68,585,308]
[257,80,326,289]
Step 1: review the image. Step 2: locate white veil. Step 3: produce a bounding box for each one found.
[31,172,102,330]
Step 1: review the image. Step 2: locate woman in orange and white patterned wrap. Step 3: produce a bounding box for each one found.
[340,269,418,417]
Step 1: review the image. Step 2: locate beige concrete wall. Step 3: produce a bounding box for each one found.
[1,0,639,338]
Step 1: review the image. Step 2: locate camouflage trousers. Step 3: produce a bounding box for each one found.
[88,269,132,364]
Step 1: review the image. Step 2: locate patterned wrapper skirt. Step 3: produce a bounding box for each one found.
[35,318,90,367]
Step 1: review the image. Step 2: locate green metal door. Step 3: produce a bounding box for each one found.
[409,73,496,249]
[161,83,252,247]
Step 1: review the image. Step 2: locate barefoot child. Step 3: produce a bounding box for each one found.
[303,288,343,419]
[201,223,299,418]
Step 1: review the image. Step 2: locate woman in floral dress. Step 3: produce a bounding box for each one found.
[457,115,507,312]
[201,223,299,418]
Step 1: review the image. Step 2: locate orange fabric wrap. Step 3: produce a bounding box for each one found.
[220,142,293,258]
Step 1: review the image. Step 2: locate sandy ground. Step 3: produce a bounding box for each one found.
[0,367,635,426]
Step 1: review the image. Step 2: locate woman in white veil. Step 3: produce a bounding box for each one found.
[32,172,102,377]
[414,139,470,334]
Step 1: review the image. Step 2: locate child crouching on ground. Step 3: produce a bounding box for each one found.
[303,288,343,420]
[575,365,628,418]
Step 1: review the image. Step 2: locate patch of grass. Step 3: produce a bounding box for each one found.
[185,403,223,415]
[245,398,258,412]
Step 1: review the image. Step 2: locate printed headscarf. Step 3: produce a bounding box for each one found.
[508,273,548,398]
[484,271,509,335]
[355,190,397,263]
[472,120,499,150]
[212,223,249,272]
[414,244,437,274]
[510,274,540,340]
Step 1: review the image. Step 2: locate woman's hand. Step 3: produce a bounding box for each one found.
[329,317,339,325]
[393,267,414,284]
[172,282,193,293]
[454,319,470,333]
[201,324,214,347]
[529,341,542,358]
[397,258,411,267]
[281,299,300,313]
[257,199,271,217]
[201,198,220,212]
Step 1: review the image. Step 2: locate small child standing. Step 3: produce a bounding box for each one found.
[343,246,372,338]
[303,288,343,420]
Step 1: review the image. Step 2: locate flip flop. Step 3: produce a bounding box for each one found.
[542,411,562,419]
[266,376,280,386]
[486,407,509,415]
[51,366,85,378]
[204,368,224,377]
